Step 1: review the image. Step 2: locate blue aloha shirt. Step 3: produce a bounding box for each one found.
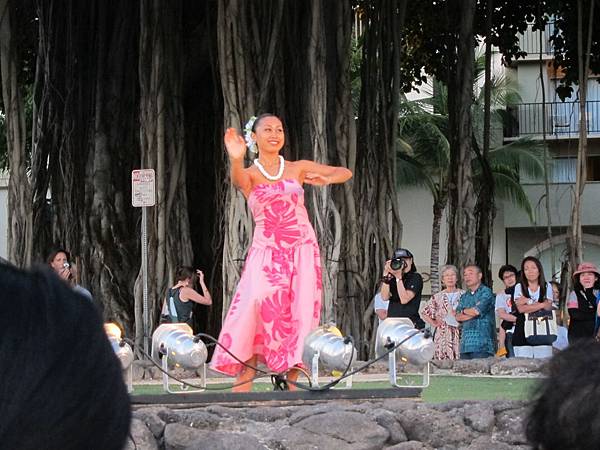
[456,284,496,355]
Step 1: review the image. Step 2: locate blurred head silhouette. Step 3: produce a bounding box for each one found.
[527,340,600,450]
[0,263,130,450]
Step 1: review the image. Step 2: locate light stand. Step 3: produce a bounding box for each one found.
[375,318,434,388]
[302,324,357,388]
[151,323,208,394]
[104,323,134,393]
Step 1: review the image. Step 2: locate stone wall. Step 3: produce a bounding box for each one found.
[126,398,532,450]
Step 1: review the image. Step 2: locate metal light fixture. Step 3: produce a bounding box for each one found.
[151,323,208,393]
[104,323,134,393]
[302,324,357,388]
[375,317,434,388]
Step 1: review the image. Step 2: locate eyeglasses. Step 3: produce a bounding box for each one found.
[502,273,516,280]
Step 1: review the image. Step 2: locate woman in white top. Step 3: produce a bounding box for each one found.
[421,265,464,360]
[512,256,554,358]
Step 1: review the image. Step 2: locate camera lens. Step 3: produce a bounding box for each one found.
[63,262,70,269]
[390,259,402,271]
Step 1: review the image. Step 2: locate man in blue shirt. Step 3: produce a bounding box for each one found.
[455,264,496,359]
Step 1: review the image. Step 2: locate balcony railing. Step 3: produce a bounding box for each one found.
[504,100,600,138]
[517,22,556,56]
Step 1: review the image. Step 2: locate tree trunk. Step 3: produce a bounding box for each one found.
[429,196,446,293]
[0,0,33,267]
[350,0,407,357]
[137,0,193,347]
[570,0,594,268]
[447,0,477,271]
[474,1,495,286]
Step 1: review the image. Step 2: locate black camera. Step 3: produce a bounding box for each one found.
[389,248,413,271]
[390,258,406,271]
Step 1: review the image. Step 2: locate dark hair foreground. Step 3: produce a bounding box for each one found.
[527,339,600,450]
[0,263,130,450]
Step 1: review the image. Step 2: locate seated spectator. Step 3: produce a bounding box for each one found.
[47,248,93,302]
[512,256,554,358]
[373,292,388,324]
[421,265,464,360]
[455,264,496,359]
[0,263,131,449]
[380,248,425,329]
[161,266,212,327]
[567,262,600,343]
[527,340,600,449]
[495,264,518,357]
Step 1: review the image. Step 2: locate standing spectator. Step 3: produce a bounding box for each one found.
[380,248,425,329]
[421,265,464,360]
[495,264,518,357]
[512,256,554,358]
[567,262,600,343]
[162,266,212,328]
[455,264,496,359]
[551,280,569,350]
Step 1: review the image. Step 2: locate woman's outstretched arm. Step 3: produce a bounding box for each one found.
[296,160,352,185]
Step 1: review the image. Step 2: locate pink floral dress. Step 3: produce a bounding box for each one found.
[421,289,464,360]
[210,179,322,375]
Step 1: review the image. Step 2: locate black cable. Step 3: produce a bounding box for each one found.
[124,329,423,393]
[285,330,421,391]
[123,339,275,391]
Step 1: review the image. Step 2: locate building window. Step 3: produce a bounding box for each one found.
[550,157,576,183]
[588,155,600,181]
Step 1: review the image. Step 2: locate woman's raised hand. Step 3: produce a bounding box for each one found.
[224,128,247,160]
[304,172,330,186]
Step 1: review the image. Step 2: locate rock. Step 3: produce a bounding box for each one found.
[489,358,546,376]
[386,441,431,450]
[431,400,470,413]
[493,407,529,445]
[244,406,292,422]
[133,407,168,438]
[369,409,408,444]
[460,435,516,450]
[157,409,223,429]
[288,403,346,425]
[396,405,477,448]
[266,425,354,449]
[463,403,495,433]
[163,423,267,450]
[491,400,527,414]
[452,358,493,374]
[380,398,420,414]
[124,418,159,450]
[431,359,455,370]
[293,410,389,448]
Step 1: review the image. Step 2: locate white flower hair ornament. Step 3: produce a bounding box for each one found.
[244,116,258,154]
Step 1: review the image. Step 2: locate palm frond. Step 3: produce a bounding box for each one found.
[492,169,535,220]
[488,139,548,181]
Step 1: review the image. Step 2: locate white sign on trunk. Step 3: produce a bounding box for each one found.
[132,169,156,207]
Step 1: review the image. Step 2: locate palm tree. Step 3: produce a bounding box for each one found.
[397,67,547,292]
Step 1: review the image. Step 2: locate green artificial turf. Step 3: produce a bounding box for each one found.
[131,375,539,403]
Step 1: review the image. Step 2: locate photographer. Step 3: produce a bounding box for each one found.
[380,248,425,329]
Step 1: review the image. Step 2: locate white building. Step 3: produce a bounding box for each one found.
[401,23,600,295]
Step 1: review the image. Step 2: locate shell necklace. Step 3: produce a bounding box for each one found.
[253,156,285,181]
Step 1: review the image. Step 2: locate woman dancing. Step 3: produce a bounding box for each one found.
[210,114,352,392]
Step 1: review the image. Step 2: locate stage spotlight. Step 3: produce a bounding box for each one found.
[375,317,434,388]
[151,323,207,393]
[104,323,134,393]
[302,324,357,388]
